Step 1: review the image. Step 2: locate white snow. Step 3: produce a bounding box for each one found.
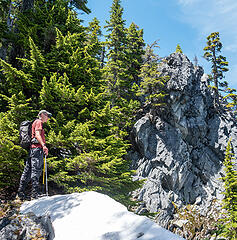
[20,191,185,240]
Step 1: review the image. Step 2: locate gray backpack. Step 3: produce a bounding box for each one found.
[19,120,33,149]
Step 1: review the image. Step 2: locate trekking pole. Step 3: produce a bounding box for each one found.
[45,155,48,197]
[43,155,46,185]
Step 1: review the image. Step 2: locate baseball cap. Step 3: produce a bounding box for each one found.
[38,110,52,118]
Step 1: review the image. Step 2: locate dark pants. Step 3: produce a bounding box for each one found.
[18,148,44,196]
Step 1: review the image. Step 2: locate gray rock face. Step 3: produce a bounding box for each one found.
[0,212,55,240]
[130,53,237,228]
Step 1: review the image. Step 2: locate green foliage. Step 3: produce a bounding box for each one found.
[203,32,229,106]
[218,140,237,239]
[104,1,145,103]
[175,44,183,53]
[2,0,87,68]
[69,0,91,14]
[103,0,145,135]
[0,0,141,205]
[0,58,33,96]
[104,0,128,103]
[86,17,103,60]
[43,100,141,204]
[137,42,169,107]
[126,22,145,86]
[0,92,32,188]
[224,88,237,118]
[50,28,102,92]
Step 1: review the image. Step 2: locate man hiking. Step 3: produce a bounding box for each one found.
[17,110,52,200]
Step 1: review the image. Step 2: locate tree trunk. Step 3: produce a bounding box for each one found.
[213,50,219,107]
[100,46,105,69]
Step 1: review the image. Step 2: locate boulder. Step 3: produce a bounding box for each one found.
[0,211,54,240]
[130,52,237,227]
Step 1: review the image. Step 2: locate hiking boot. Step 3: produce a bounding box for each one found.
[31,190,47,200]
[16,191,26,201]
[31,191,39,200]
[16,192,31,201]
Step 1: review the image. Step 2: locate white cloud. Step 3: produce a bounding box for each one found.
[177,0,237,52]
[176,0,237,87]
[177,0,200,6]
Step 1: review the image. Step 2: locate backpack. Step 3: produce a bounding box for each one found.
[19,120,33,149]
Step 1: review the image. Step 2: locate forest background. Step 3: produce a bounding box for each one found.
[0,0,237,201]
[0,0,237,239]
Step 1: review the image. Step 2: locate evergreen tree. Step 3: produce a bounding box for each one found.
[137,41,169,108]
[219,140,237,239]
[103,0,144,134]
[104,0,128,103]
[0,0,140,204]
[1,0,89,68]
[175,44,183,53]
[48,28,102,92]
[224,87,237,118]
[0,92,33,190]
[0,36,48,100]
[126,22,145,86]
[69,0,91,14]
[203,32,229,106]
[86,17,102,61]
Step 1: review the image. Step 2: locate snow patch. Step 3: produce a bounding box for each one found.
[20,191,185,240]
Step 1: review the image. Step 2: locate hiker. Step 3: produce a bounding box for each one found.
[17,110,52,200]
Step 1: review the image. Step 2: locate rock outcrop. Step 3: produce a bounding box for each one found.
[0,206,54,240]
[130,53,237,228]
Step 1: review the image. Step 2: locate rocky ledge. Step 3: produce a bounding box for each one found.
[130,53,237,229]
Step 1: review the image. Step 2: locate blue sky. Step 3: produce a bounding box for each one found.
[80,0,237,90]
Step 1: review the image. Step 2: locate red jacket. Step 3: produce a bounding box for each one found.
[31,119,45,148]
